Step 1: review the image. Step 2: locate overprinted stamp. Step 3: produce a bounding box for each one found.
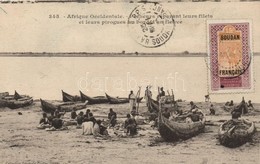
[128,3,175,48]
[207,20,253,93]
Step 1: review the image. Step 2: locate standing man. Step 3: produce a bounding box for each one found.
[144,86,152,107]
[128,90,136,112]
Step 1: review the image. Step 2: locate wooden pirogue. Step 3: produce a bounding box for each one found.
[40,99,86,113]
[218,119,255,148]
[79,91,108,104]
[0,91,33,109]
[105,93,143,104]
[158,111,206,141]
[62,90,81,102]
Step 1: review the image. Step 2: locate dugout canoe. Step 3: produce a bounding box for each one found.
[0,91,33,109]
[105,93,143,104]
[158,111,205,141]
[79,91,108,104]
[218,119,255,148]
[40,99,86,113]
[62,90,81,102]
[40,99,58,113]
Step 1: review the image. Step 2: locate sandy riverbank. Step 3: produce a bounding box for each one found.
[0,101,259,164]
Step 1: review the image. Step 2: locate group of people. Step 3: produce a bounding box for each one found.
[37,109,67,130]
[38,106,138,137]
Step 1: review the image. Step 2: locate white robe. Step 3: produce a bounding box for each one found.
[82,122,94,135]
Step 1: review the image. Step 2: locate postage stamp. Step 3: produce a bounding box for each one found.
[127,3,175,48]
[207,20,253,93]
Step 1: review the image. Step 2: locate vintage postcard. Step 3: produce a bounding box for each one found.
[0,1,260,164]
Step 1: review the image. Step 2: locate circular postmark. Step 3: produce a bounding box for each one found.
[128,3,175,48]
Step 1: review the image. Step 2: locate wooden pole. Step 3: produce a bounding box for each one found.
[136,87,141,114]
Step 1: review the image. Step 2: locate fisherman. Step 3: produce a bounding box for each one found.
[247,100,254,110]
[48,111,55,124]
[209,104,215,115]
[76,111,84,126]
[84,109,91,119]
[144,86,152,106]
[108,108,117,127]
[128,90,136,112]
[162,108,171,119]
[93,120,108,136]
[98,120,108,135]
[71,109,77,119]
[37,112,51,129]
[205,94,210,102]
[160,87,165,97]
[125,114,137,136]
[229,100,234,106]
[51,114,64,129]
[190,101,198,111]
[84,112,97,125]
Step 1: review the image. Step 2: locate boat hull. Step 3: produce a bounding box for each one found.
[80,91,108,104]
[218,119,255,148]
[158,113,205,141]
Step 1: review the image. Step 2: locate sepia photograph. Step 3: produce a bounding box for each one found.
[0,1,259,164]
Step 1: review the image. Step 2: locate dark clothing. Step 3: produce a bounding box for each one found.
[52,118,63,129]
[48,115,54,124]
[125,118,137,136]
[108,111,117,127]
[84,116,96,125]
[39,118,49,124]
[71,111,77,119]
[191,104,198,110]
[84,112,90,119]
[99,125,107,135]
[162,111,171,119]
[160,91,165,97]
[210,107,215,115]
[76,115,84,125]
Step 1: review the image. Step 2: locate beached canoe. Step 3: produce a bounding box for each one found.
[158,111,205,141]
[40,99,58,113]
[218,119,255,148]
[62,90,81,102]
[0,91,33,109]
[79,91,108,104]
[40,99,86,113]
[105,93,143,104]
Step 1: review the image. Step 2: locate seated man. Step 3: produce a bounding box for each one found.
[229,100,234,106]
[125,114,137,136]
[37,112,51,129]
[51,114,64,129]
[76,111,84,126]
[71,109,77,119]
[209,104,215,115]
[248,100,254,110]
[190,101,198,111]
[84,112,96,124]
[84,109,91,119]
[108,108,117,127]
